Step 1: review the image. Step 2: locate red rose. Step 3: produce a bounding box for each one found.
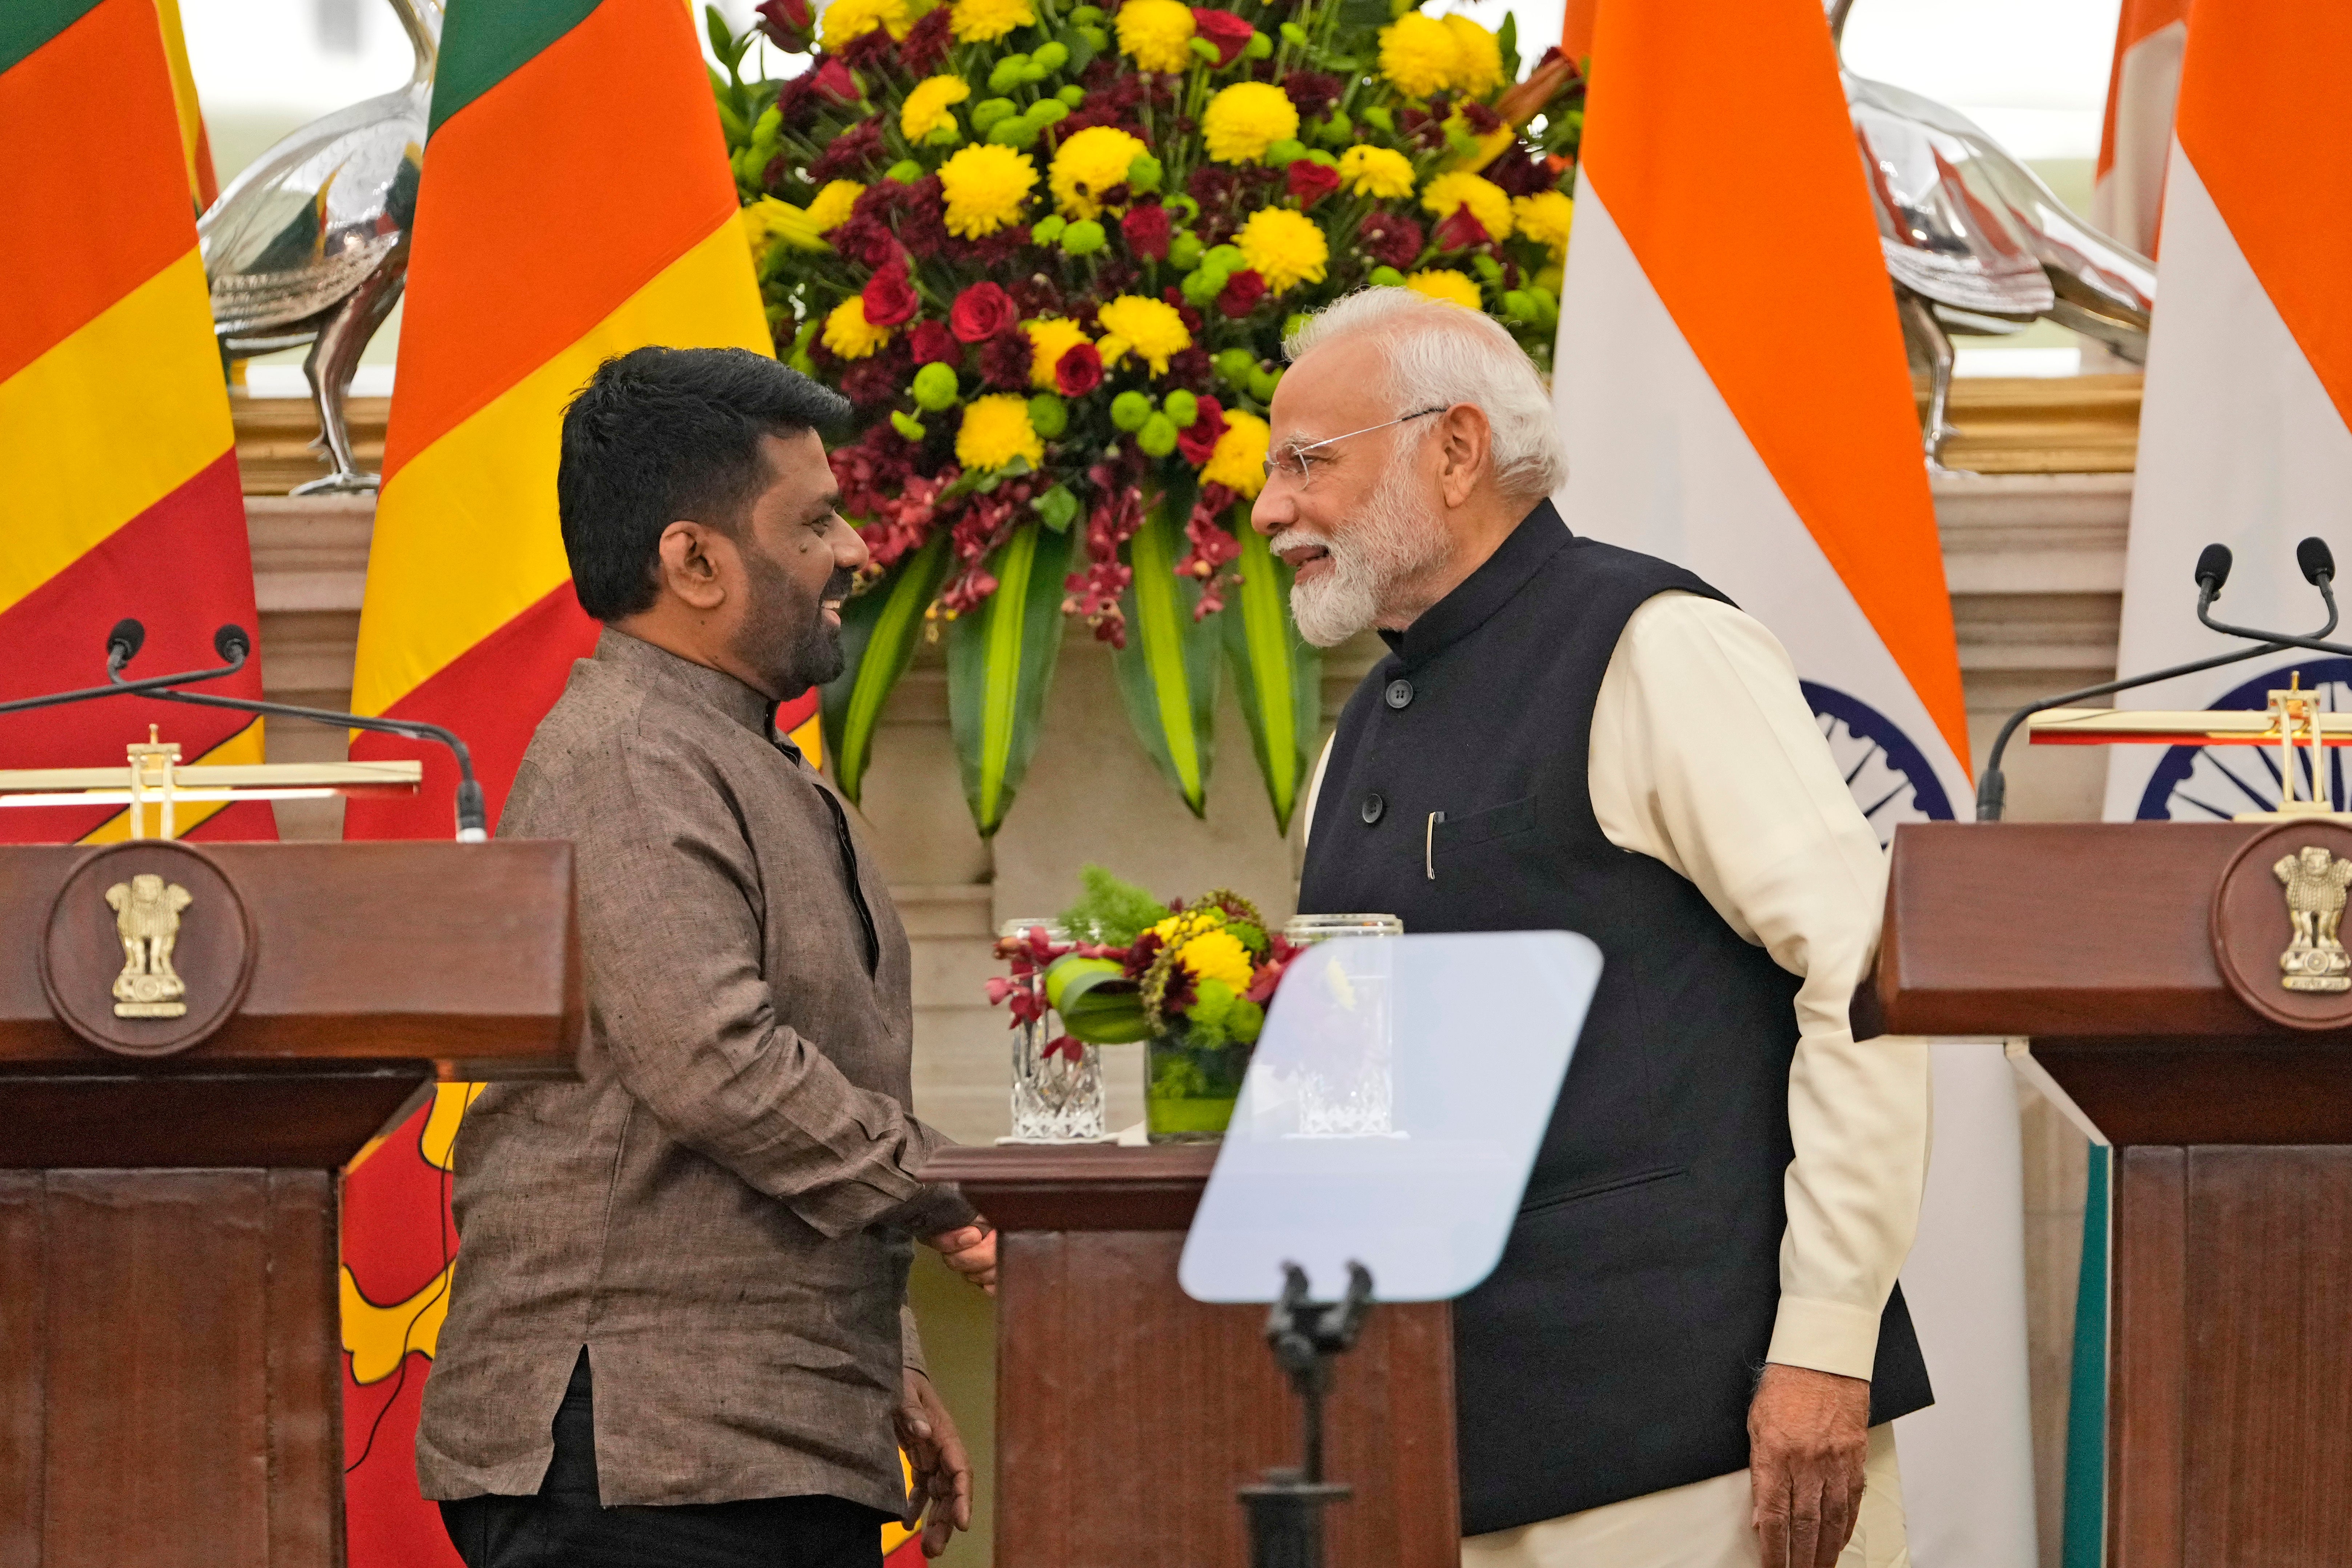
[861,261,918,328]
[1055,342,1104,397]
[1121,202,1173,261]
[950,282,1017,343]
[755,0,812,47]
[1176,395,1227,465]
[1284,159,1341,209]
[1216,269,1266,319]
[1433,205,1491,251]
[909,319,961,366]
[1190,9,1257,65]
[809,57,859,104]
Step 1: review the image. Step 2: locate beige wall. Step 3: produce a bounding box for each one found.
[251,470,2126,1564]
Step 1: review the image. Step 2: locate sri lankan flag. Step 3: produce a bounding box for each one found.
[0,0,270,843]
[336,2,787,1561]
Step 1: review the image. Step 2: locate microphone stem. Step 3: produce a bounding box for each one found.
[0,654,248,719]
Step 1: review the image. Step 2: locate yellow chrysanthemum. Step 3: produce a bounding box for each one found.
[1379,12,1459,98]
[1201,409,1270,498]
[949,0,1032,41]
[1095,294,1191,374]
[900,75,971,141]
[1050,125,1149,219]
[1403,268,1482,311]
[1420,170,1514,240]
[822,295,891,359]
[1115,0,1195,71]
[1513,190,1575,258]
[1025,318,1092,388]
[1336,144,1415,200]
[1202,81,1299,165]
[806,179,866,234]
[820,0,910,48]
[1151,909,1223,942]
[938,143,1038,237]
[1178,928,1255,993]
[1442,14,1504,94]
[956,394,1046,471]
[1235,207,1328,294]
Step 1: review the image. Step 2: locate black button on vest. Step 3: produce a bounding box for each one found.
[1298,501,1930,1535]
[1384,678,1414,709]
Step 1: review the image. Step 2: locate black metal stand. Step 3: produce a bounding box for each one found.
[1238,1261,1373,1568]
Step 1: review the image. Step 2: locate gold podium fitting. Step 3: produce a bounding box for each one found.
[2030,677,2352,820]
[0,726,421,840]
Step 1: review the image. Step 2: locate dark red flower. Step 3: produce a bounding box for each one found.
[808,57,859,104]
[1190,8,1256,65]
[841,355,902,409]
[1284,159,1340,209]
[909,319,961,366]
[1055,342,1104,397]
[950,282,1018,343]
[1358,209,1424,269]
[1433,205,1491,251]
[861,261,918,328]
[809,120,882,183]
[979,330,1033,391]
[1175,394,1227,465]
[1164,345,1213,390]
[837,26,895,69]
[1281,70,1343,118]
[1460,100,1503,135]
[1216,269,1266,318]
[830,213,896,268]
[1186,164,1238,211]
[1009,273,1062,317]
[898,5,953,75]
[754,0,812,48]
[1120,201,1172,261]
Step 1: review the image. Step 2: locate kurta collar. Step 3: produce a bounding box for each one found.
[596,627,779,741]
[1380,498,1571,668]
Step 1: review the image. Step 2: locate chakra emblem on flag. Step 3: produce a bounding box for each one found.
[2274,846,2352,993]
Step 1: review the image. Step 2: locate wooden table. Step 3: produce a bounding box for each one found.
[924,1144,1459,1567]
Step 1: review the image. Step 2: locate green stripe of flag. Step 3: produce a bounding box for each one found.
[0,0,103,78]
[428,0,604,135]
[2060,1142,2110,1568]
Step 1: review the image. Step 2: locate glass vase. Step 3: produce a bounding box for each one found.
[1145,1026,1251,1143]
[999,919,1106,1144]
[1281,914,1404,1138]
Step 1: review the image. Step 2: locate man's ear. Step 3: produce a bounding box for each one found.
[655,521,729,612]
[1434,405,1492,508]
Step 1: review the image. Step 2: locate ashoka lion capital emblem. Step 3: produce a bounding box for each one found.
[106,872,194,1018]
[2275,845,2352,992]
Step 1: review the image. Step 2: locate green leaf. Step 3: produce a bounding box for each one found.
[1497,12,1519,81]
[1044,956,1153,1044]
[1111,480,1219,816]
[820,535,952,807]
[1222,512,1322,834]
[949,520,1077,835]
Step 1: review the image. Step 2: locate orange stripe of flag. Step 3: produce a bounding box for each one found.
[2094,0,2189,181]
[2175,2,2352,431]
[1581,0,1968,766]
[0,0,198,383]
[382,0,744,483]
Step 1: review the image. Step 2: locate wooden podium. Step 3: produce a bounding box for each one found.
[925,1145,1459,1568]
[1881,821,2352,1565]
[0,840,581,1568]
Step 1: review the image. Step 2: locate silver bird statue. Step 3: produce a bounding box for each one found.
[199,0,440,494]
[1830,0,2158,471]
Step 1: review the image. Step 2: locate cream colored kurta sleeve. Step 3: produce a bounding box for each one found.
[1588,591,1931,1382]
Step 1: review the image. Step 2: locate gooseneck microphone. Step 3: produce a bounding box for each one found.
[0,617,251,717]
[105,618,145,673]
[1975,537,2343,822]
[109,624,491,842]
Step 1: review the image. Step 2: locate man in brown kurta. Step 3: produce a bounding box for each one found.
[417,347,992,1568]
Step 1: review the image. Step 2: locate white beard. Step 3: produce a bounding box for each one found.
[1275,465,1451,648]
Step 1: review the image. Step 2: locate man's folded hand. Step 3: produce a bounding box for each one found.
[924,1222,998,1294]
[895,1369,973,1557]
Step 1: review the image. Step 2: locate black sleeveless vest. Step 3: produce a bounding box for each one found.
[1297,502,1931,1534]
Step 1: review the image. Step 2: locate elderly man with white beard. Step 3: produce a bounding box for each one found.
[1256,289,1935,1568]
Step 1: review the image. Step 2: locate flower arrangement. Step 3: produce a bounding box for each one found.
[708,0,1583,835]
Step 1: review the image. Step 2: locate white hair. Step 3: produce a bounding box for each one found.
[1284,288,1567,498]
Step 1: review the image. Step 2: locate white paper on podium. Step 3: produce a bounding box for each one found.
[1178,930,1601,1304]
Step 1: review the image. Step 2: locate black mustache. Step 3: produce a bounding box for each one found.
[821,571,855,603]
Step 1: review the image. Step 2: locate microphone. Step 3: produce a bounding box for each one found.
[106,619,145,672]
[1976,540,2345,821]
[114,624,490,843]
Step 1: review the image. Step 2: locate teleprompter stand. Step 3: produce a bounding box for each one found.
[1237,1261,1374,1568]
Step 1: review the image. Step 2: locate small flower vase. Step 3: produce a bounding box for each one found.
[1001,920,1106,1144]
[1144,1025,1252,1144]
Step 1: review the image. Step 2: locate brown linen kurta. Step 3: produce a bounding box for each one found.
[416,628,974,1514]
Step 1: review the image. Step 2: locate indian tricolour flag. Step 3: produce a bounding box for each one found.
[2091,0,2190,259]
[1552,0,2034,1559]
